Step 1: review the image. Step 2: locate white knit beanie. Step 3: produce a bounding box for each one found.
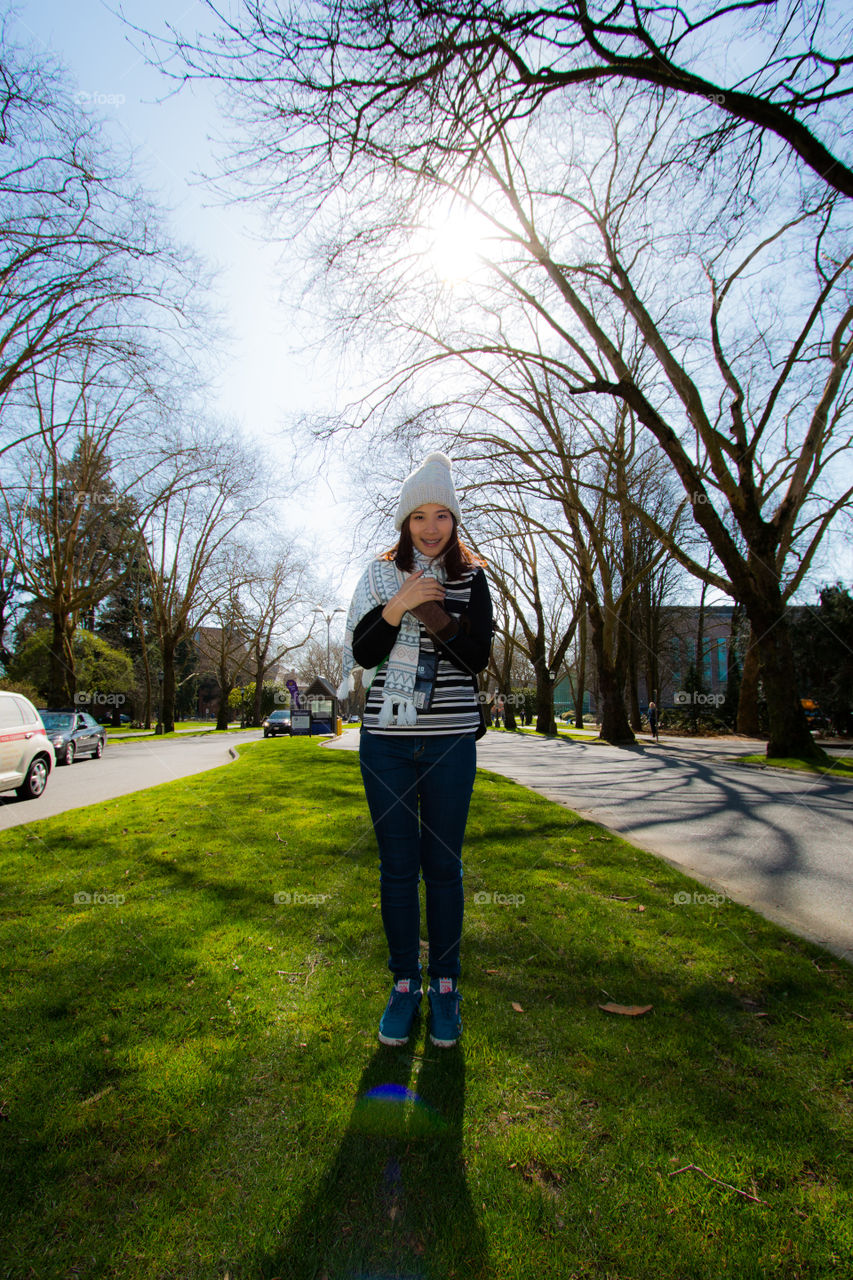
[394,452,462,530]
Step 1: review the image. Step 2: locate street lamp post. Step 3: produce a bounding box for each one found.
[312,607,345,680]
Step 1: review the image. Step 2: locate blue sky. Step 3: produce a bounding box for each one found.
[8,2,849,603]
[10,0,352,578]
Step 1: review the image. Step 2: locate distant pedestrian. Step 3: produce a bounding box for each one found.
[648,700,659,742]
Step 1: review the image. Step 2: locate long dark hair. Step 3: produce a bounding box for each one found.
[383,514,485,578]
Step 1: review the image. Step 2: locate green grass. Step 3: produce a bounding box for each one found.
[492,724,604,742]
[1,739,851,1279]
[740,753,853,778]
[105,723,248,743]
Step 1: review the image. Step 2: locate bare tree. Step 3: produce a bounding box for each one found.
[165,13,853,759]
[240,542,317,725]
[0,34,199,462]
[139,420,268,733]
[0,353,152,705]
[466,494,582,736]
[0,539,22,670]
[331,100,853,757]
[161,0,853,198]
[198,549,254,730]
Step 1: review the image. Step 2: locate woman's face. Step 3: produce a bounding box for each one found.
[408,504,454,558]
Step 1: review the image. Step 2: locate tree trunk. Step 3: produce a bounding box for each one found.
[138,621,152,730]
[535,669,557,734]
[161,637,177,733]
[627,618,642,731]
[48,612,76,708]
[696,583,707,693]
[751,605,823,759]
[737,628,761,736]
[574,619,586,729]
[587,599,634,744]
[252,653,265,727]
[216,672,233,730]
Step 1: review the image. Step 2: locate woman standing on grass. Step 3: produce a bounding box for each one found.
[339,454,493,1048]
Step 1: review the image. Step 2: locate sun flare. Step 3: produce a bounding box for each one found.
[424,204,493,282]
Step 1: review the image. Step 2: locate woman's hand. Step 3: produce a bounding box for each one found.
[382,570,445,627]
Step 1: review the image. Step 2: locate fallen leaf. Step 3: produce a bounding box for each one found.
[598,1002,653,1017]
[80,1085,114,1106]
[511,1001,524,1013]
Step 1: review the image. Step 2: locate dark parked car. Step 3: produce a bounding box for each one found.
[262,710,292,737]
[39,710,107,765]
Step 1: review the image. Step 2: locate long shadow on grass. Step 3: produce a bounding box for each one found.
[260,1043,490,1279]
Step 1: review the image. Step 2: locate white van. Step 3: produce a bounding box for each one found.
[0,691,55,800]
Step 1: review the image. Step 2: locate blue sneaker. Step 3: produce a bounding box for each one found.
[379,978,422,1046]
[428,978,462,1047]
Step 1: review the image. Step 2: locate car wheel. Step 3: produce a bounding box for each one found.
[64,741,75,765]
[94,738,104,759]
[263,729,269,738]
[16,755,50,800]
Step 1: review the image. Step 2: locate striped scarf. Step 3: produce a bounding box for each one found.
[338,551,447,727]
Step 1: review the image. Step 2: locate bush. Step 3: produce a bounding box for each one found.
[0,678,41,704]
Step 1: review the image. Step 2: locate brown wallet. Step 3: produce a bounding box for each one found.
[411,600,460,643]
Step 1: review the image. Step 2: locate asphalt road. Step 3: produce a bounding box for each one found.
[0,730,263,831]
[329,728,853,964]
[479,733,853,963]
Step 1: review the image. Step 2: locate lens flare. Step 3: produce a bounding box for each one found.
[351,1082,446,1137]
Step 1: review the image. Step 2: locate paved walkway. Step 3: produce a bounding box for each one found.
[328,729,853,963]
[0,732,262,831]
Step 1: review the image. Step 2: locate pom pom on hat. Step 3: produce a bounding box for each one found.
[394,452,462,530]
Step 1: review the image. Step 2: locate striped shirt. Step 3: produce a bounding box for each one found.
[353,567,492,737]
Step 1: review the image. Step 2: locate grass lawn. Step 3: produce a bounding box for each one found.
[495,725,604,742]
[105,724,248,743]
[1,739,851,1279]
[739,753,853,779]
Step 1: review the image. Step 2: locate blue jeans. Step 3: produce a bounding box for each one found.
[359,730,477,982]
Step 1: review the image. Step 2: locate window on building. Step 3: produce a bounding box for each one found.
[717,638,727,684]
[670,639,681,686]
